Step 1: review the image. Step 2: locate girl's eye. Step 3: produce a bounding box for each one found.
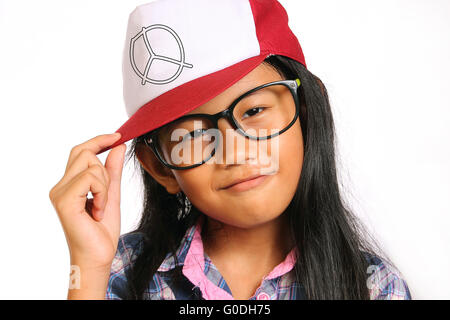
[242,106,266,119]
[184,128,207,140]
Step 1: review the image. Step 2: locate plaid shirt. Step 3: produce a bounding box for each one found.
[105,215,412,300]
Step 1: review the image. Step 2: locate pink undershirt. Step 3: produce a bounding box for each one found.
[181,215,297,300]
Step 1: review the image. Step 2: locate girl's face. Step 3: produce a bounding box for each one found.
[137,62,304,229]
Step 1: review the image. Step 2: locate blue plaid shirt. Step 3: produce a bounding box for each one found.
[105,215,412,300]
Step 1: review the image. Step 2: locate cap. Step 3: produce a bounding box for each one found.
[97,0,306,155]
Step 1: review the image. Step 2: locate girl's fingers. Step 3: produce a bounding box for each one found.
[51,134,125,226]
[49,134,124,272]
[54,165,108,223]
[104,144,127,202]
[65,133,121,172]
[71,167,108,221]
[93,143,126,234]
[63,149,110,188]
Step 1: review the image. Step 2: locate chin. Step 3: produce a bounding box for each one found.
[208,210,284,229]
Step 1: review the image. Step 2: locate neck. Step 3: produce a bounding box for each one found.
[201,212,294,274]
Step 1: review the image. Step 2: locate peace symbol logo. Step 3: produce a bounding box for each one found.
[130,24,194,85]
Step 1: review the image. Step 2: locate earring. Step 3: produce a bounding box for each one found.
[176,191,192,219]
[185,196,192,215]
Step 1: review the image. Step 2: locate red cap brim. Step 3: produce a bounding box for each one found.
[97,52,269,155]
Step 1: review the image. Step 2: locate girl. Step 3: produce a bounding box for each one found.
[49,0,411,300]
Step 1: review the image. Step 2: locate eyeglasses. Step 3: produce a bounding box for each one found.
[144,78,301,170]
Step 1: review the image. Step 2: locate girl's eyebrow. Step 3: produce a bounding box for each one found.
[219,86,267,114]
[241,87,264,98]
[229,81,271,103]
[186,83,266,116]
[187,79,280,116]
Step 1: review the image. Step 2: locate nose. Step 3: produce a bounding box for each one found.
[215,118,258,167]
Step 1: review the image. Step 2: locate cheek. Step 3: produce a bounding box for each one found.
[172,165,217,212]
[254,118,303,216]
[280,119,304,176]
[264,118,303,176]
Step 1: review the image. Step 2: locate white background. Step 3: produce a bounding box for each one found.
[0,0,449,299]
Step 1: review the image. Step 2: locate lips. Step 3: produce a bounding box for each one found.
[220,171,275,191]
[222,174,263,189]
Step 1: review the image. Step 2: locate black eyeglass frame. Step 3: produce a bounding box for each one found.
[144,78,301,170]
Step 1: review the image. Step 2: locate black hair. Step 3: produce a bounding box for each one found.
[121,54,395,299]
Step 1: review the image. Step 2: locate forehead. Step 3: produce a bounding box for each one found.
[185,62,283,115]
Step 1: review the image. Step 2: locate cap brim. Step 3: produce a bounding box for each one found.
[97,52,269,155]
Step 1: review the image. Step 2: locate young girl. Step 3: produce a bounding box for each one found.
[49,0,411,300]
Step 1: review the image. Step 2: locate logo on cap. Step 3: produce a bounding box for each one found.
[130,24,193,85]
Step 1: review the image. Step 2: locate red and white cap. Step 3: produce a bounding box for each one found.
[98,0,306,155]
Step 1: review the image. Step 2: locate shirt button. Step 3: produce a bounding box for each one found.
[257,292,270,300]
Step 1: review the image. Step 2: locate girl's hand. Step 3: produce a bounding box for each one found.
[49,133,126,271]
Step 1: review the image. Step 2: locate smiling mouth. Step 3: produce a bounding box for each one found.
[221,174,274,192]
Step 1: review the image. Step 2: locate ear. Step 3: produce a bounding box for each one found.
[135,142,181,194]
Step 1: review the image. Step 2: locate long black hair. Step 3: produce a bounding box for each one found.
[121,54,394,299]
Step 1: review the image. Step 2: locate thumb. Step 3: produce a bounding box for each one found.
[105,143,127,191]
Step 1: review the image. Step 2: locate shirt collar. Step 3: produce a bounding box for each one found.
[156,215,203,272]
[156,214,298,278]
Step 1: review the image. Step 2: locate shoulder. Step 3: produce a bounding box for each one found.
[110,232,146,274]
[363,252,412,300]
[105,232,146,299]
